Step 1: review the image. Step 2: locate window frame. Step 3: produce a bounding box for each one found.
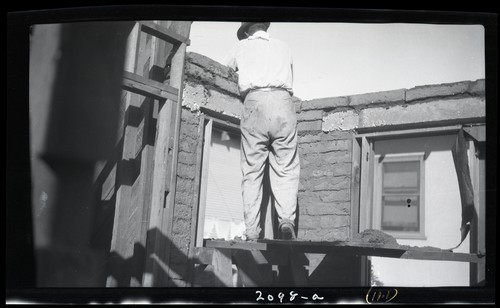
[372,152,426,239]
[352,124,464,237]
[192,114,241,247]
[350,124,485,286]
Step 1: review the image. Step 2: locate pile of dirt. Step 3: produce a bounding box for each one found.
[348,229,400,247]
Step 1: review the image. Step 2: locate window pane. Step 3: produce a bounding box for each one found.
[204,127,245,240]
[383,161,420,194]
[382,195,420,232]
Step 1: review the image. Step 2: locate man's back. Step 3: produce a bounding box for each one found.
[227,34,293,95]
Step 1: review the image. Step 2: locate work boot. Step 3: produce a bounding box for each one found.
[280,223,296,240]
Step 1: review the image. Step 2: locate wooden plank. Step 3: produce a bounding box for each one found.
[401,249,485,264]
[140,21,191,46]
[123,71,178,102]
[212,248,233,287]
[356,125,462,139]
[145,20,191,287]
[200,107,241,127]
[141,20,179,286]
[205,239,485,264]
[190,115,207,245]
[350,137,361,237]
[463,125,486,142]
[161,22,192,285]
[190,247,214,265]
[469,140,486,285]
[196,118,212,247]
[358,136,372,232]
[205,239,268,251]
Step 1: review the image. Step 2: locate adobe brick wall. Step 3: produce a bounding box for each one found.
[171,52,486,286]
[316,80,485,132]
[295,79,485,285]
[297,79,485,242]
[168,53,242,286]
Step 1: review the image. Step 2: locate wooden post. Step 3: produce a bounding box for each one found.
[234,250,267,287]
[212,249,233,287]
[350,137,362,237]
[143,21,191,287]
[358,136,373,287]
[468,138,486,285]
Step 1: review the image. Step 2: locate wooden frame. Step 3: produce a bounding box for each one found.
[352,124,486,286]
[355,126,463,235]
[140,20,191,287]
[122,71,179,102]
[194,115,242,247]
[140,21,191,46]
[372,153,426,240]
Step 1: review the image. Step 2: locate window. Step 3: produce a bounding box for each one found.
[195,117,245,246]
[373,153,425,238]
[352,125,485,287]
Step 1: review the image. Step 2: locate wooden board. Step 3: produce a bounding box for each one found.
[140,21,191,46]
[123,71,178,102]
[204,239,485,264]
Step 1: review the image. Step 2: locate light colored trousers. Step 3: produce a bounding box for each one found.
[240,89,300,239]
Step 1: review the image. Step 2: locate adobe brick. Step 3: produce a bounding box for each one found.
[349,88,405,106]
[318,189,350,202]
[297,110,323,121]
[468,79,485,96]
[406,81,470,102]
[320,215,350,229]
[301,97,350,111]
[184,62,214,82]
[297,120,322,132]
[298,215,321,230]
[305,202,350,216]
[186,52,235,80]
[359,97,485,128]
[322,110,359,131]
[214,75,240,96]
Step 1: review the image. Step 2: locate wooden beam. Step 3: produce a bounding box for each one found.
[358,136,372,232]
[463,125,486,142]
[356,124,462,139]
[190,247,214,265]
[195,119,212,247]
[212,248,233,287]
[204,239,485,264]
[143,20,191,287]
[205,239,268,251]
[400,249,485,264]
[140,21,191,46]
[123,71,178,102]
[350,137,361,237]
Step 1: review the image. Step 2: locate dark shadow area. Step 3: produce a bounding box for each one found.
[308,253,363,287]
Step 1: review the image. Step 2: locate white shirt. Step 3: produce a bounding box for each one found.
[225,31,293,95]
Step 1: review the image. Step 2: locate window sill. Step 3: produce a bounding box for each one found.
[385,231,427,240]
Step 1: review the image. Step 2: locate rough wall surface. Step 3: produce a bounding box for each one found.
[168,52,242,286]
[168,108,200,286]
[312,80,486,132]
